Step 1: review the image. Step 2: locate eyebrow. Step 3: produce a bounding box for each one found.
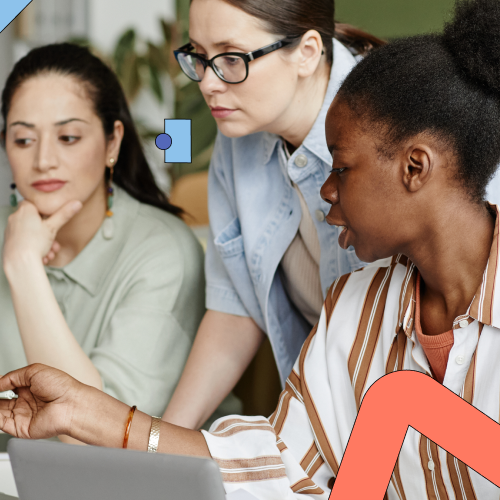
[190,37,244,49]
[56,118,89,126]
[9,118,89,128]
[9,121,34,128]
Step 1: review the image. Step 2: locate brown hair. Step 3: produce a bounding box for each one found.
[222,0,385,61]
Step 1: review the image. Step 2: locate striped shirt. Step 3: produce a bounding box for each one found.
[202,204,500,499]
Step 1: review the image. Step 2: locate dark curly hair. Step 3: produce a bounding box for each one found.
[337,0,500,203]
[1,43,183,216]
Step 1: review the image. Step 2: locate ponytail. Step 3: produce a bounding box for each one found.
[221,0,384,63]
[334,23,385,56]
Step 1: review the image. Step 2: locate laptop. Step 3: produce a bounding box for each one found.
[8,438,227,500]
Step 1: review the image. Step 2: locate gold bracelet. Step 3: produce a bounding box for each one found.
[147,416,161,453]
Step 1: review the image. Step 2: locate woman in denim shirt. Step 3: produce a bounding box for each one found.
[163,0,500,429]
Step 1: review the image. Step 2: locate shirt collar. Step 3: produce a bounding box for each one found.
[301,39,358,165]
[261,39,358,167]
[45,186,140,296]
[262,133,280,166]
[396,203,500,337]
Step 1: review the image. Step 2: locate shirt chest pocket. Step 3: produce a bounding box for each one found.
[214,217,245,258]
[213,216,262,318]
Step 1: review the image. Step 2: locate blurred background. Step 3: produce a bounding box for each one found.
[0,0,456,419]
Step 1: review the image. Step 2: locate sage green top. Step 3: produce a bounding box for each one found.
[0,187,240,420]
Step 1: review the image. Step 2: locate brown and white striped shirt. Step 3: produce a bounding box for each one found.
[202,205,500,500]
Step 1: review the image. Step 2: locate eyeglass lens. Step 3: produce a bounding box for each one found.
[177,53,247,83]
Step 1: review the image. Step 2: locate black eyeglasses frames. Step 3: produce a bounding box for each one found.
[173,36,300,84]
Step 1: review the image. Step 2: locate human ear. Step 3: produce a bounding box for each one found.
[402,144,434,193]
[297,30,324,78]
[105,121,125,166]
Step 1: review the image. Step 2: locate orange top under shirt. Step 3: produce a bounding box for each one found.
[415,273,455,383]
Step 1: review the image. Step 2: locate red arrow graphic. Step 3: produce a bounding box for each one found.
[329,371,500,499]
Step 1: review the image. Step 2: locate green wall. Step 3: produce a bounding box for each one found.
[335,0,456,39]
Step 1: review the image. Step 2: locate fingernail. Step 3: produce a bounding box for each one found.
[72,201,83,211]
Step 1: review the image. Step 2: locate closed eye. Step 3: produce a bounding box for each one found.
[330,167,346,174]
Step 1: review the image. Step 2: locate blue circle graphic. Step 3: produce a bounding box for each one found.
[155,133,173,150]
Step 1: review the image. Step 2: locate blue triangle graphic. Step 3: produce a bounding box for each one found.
[0,0,32,33]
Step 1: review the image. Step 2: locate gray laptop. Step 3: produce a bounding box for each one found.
[8,439,226,500]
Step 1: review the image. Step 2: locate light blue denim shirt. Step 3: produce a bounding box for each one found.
[205,40,363,385]
[205,38,500,386]
[487,173,500,204]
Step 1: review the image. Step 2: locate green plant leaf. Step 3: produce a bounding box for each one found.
[114,29,136,75]
[121,52,142,101]
[149,65,164,102]
[148,42,168,72]
[160,19,173,44]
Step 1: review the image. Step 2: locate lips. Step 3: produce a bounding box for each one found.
[32,179,67,193]
[210,106,236,119]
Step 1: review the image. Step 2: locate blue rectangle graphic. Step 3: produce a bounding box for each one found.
[164,119,192,164]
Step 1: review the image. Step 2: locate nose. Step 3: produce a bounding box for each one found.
[35,135,58,173]
[198,65,228,95]
[320,173,340,205]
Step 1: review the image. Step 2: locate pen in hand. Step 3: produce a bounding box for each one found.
[0,391,18,400]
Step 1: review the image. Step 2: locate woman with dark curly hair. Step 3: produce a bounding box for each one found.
[2,0,500,497]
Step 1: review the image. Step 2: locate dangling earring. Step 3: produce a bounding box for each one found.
[102,159,115,240]
[10,183,18,208]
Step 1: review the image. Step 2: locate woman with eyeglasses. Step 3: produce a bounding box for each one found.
[162,0,387,430]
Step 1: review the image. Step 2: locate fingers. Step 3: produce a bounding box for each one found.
[42,252,54,265]
[42,241,61,265]
[0,398,20,437]
[43,248,57,264]
[45,200,82,235]
[0,366,32,392]
[0,407,14,436]
[0,398,34,439]
[7,200,39,222]
[15,200,38,212]
[0,363,51,393]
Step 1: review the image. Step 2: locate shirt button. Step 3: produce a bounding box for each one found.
[459,319,468,328]
[428,460,435,471]
[315,210,326,222]
[294,154,308,168]
[456,355,465,365]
